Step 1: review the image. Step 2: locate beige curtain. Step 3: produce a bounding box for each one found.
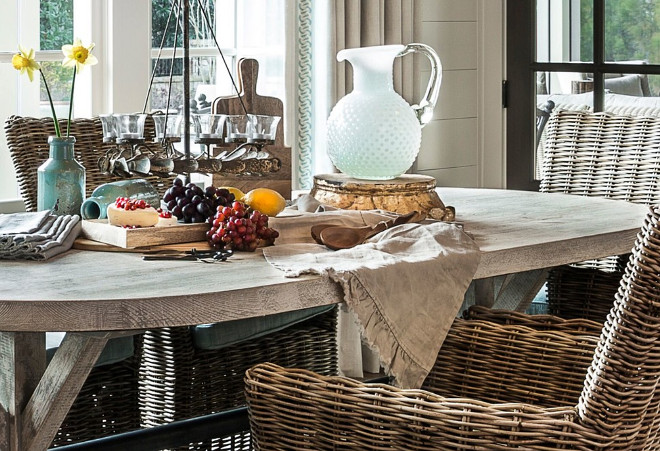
[332,0,415,104]
[330,0,416,378]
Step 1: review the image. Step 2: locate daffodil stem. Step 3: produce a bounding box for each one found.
[40,71,61,138]
[67,66,77,138]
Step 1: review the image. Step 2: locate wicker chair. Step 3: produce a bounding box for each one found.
[541,110,660,322]
[5,115,175,211]
[536,99,555,149]
[246,205,660,449]
[140,306,338,450]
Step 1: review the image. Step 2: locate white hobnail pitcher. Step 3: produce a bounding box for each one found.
[327,43,442,180]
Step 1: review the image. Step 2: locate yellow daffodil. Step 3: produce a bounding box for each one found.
[12,39,98,138]
[61,38,98,137]
[12,45,61,137]
[11,46,40,82]
[61,39,98,72]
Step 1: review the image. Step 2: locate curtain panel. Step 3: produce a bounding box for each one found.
[332,0,415,103]
[293,0,415,190]
[329,0,416,378]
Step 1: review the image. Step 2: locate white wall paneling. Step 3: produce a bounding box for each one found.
[419,22,477,71]
[419,0,477,21]
[418,118,478,169]
[414,0,504,188]
[418,166,479,188]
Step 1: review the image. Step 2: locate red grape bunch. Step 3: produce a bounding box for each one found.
[207,201,279,252]
[162,178,236,223]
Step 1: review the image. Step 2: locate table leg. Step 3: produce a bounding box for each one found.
[474,278,496,307]
[0,332,46,451]
[473,269,549,311]
[0,332,111,451]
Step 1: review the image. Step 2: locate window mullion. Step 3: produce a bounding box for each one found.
[593,0,604,111]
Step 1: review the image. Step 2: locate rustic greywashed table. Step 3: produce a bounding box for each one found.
[0,188,649,450]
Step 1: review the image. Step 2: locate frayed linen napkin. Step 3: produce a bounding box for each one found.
[0,211,81,260]
[264,202,480,389]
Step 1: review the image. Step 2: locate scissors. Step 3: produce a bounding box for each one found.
[142,248,233,263]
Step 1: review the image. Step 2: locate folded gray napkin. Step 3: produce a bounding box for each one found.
[0,211,81,260]
[265,199,480,389]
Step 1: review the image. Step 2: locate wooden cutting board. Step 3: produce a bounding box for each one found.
[80,219,209,249]
[73,238,212,253]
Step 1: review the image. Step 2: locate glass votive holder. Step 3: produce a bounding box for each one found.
[114,113,148,140]
[99,114,117,142]
[248,114,280,142]
[225,115,252,142]
[192,114,226,140]
[153,114,183,140]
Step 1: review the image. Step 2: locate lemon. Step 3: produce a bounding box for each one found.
[219,186,245,201]
[243,188,286,217]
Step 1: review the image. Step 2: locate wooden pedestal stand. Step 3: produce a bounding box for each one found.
[310,173,455,221]
[211,58,291,198]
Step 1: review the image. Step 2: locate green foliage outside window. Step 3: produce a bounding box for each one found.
[39,0,73,103]
[581,0,660,94]
[152,0,216,77]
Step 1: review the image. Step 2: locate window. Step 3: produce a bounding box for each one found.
[149,0,285,113]
[0,0,76,205]
[506,0,660,190]
[0,0,286,208]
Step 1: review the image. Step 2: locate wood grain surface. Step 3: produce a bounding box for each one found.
[80,220,209,248]
[0,187,650,451]
[211,58,292,198]
[0,188,648,332]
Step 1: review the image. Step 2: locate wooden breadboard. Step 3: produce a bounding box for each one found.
[211,58,292,198]
[80,220,209,249]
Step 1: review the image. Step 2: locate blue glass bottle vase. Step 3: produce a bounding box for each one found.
[37,136,86,216]
[80,179,160,220]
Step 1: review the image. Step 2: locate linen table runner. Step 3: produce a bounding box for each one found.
[265,204,480,389]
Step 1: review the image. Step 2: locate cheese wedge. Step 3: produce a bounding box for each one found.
[107,204,159,227]
[156,215,179,227]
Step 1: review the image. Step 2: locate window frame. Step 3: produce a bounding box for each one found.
[0,0,293,208]
[506,0,660,191]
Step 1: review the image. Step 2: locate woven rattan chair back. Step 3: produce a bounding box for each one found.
[5,115,175,212]
[577,204,660,449]
[541,111,660,321]
[541,111,660,205]
[245,206,660,450]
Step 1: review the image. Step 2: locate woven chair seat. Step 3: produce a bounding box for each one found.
[246,206,660,449]
[541,110,660,323]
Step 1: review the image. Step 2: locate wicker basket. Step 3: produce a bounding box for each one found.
[541,110,660,322]
[5,115,176,211]
[139,307,338,450]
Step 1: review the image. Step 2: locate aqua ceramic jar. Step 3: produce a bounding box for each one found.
[37,136,86,216]
[81,179,161,220]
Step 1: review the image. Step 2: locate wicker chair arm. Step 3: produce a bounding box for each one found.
[425,318,599,408]
[463,305,604,333]
[245,362,608,450]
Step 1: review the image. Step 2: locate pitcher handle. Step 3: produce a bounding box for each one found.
[397,43,442,128]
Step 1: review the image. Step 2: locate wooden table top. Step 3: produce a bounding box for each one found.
[0,188,648,332]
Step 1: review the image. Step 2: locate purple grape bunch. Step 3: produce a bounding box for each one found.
[162,178,236,223]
